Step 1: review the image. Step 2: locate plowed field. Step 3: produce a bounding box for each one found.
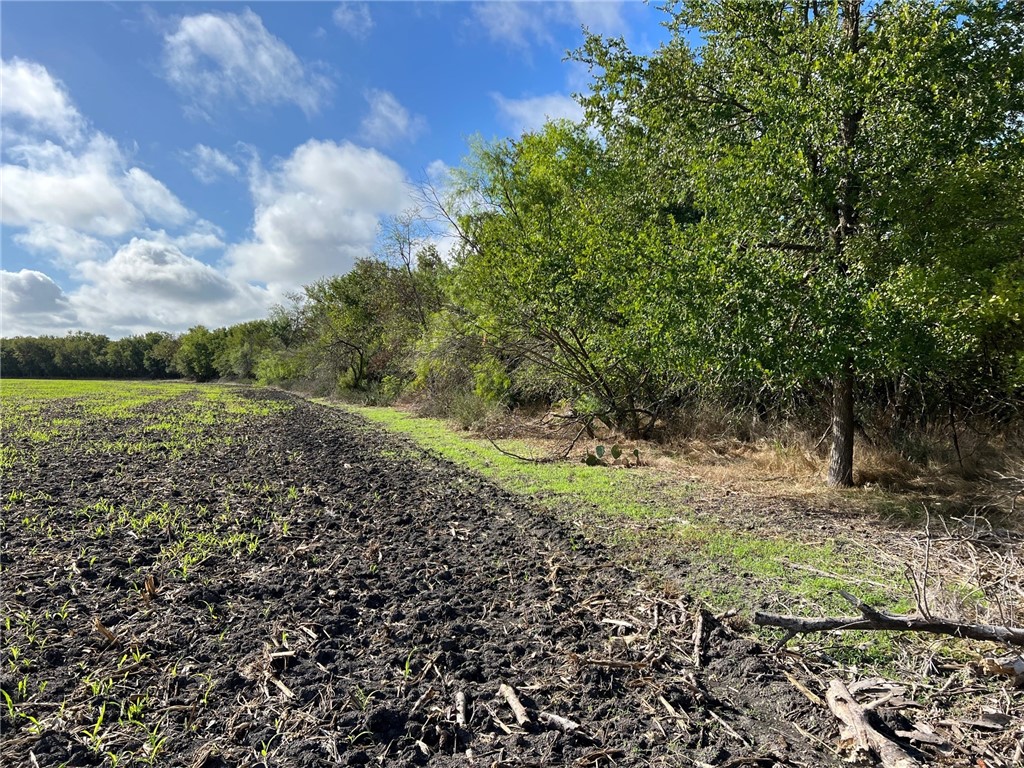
[0,382,1011,767]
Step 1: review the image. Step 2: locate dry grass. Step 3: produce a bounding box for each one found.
[455,404,1024,522]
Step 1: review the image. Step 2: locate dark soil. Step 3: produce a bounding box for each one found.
[0,387,966,766]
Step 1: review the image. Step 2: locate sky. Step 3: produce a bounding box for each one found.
[1,1,670,338]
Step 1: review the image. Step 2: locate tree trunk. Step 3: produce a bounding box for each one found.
[828,359,855,487]
[824,2,863,489]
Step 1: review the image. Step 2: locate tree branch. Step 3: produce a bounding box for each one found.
[754,591,1024,647]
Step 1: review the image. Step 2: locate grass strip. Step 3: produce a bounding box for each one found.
[325,403,907,618]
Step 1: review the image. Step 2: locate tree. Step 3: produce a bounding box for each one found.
[105,336,149,377]
[143,333,180,378]
[449,123,689,437]
[173,326,222,382]
[378,208,443,330]
[53,332,109,377]
[579,0,1024,484]
[214,320,285,380]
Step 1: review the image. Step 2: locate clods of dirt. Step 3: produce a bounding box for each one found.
[0,387,886,766]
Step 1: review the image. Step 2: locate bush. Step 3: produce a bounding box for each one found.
[255,351,305,387]
[449,392,494,430]
[472,358,511,404]
[362,375,406,406]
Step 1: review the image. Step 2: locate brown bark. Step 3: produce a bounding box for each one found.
[826,679,920,767]
[824,3,864,489]
[827,359,855,487]
[754,590,1024,647]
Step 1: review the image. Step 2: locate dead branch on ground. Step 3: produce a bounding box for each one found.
[486,421,588,464]
[826,679,921,768]
[754,590,1024,648]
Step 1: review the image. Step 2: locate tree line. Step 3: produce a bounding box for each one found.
[4,2,1022,486]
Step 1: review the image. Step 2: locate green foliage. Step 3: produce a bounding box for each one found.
[450,122,687,436]
[471,358,511,404]
[298,253,446,395]
[568,0,1024,469]
[409,310,483,413]
[361,375,406,407]
[1,332,180,380]
[254,350,305,387]
[173,326,222,382]
[214,320,285,380]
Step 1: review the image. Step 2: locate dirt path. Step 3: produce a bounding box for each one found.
[3,388,842,766]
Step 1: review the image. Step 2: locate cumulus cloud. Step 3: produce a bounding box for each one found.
[360,90,426,146]
[471,2,554,49]
[226,139,409,292]
[2,132,195,237]
[470,1,628,50]
[123,168,192,226]
[0,269,77,335]
[162,9,332,118]
[0,58,84,143]
[72,239,270,335]
[186,144,240,184]
[333,2,374,38]
[493,92,585,135]
[141,219,226,254]
[13,224,112,264]
[1,58,257,337]
[1,135,142,236]
[80,239,236,303]
[567,1,628,36]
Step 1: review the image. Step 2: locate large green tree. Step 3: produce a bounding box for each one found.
[580,0,1024,484]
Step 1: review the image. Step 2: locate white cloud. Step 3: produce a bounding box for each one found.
[566,0,628,35]
[1,57,263,337]
[80,239,236,303]
[72,239,269,335]
[470,1,628,50]
[186,144,240,184]
[2,132,195,237]
[360,90,426,145]
[13,224,112,264]
[162,9,332,117]
[226,139,409,292]
[493,92,585,135]
[333,3,374,38]
[0,58,84,143]
[141,220,226,254]
[425,159,451,187]
[0,269,77,336]
[471,2,554,49]
[123,168,192,226]
[1,135,141,236]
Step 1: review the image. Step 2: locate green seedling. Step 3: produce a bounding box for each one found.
[82,702,107,753]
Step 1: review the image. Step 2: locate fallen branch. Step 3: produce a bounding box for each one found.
[753,591,1024,648]
[539,710,581,732]
[826,679,919,768]
[497,683,531,726]
[455,690,467,727]
[486,421,588,465]
[692,608,710,669]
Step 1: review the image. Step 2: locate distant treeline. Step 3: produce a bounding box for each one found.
[4,2,1022,487]
[1,317,298,383]
[2,332,181,379]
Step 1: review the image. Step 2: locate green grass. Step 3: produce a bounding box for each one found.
[327,403,907,617]
[1,382,298,588]
[338,403,678,519]
[0,380,290,466]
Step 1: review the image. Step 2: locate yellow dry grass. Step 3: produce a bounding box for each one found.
[472,410,1023,518]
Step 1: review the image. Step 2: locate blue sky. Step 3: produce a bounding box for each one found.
[1,1,669,338]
